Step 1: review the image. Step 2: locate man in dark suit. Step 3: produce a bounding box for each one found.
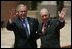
[38,8,66,48]
[6,4,39,48]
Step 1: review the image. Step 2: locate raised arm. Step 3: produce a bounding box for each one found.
[58,8,67,29]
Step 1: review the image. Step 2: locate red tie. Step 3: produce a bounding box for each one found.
[42,23,47,34]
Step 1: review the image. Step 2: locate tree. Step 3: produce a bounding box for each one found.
[57,1,64,12]
[31,1,41,10]
[56,1,64,17]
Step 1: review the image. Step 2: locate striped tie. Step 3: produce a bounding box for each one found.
[23,19,29,38]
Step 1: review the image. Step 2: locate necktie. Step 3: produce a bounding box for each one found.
[42,23,47,34]
[23,19,29,38]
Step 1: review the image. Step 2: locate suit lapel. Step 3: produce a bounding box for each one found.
[41,19,51,34]
[15,17,34,36]
[15,17,25,30]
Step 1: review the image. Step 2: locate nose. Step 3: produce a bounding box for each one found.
[22,11,25,14]
[43,16,46,19]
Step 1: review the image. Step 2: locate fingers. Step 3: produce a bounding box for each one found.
[61,8,67,15]
[59,8,67,17]
[9,9,18,21]
[16,12,18,15]
[10,9,17,17]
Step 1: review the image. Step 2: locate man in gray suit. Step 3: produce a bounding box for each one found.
[38,8,66,48]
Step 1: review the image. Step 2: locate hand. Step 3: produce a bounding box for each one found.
[9,9,18,21]
[58,8,67,19]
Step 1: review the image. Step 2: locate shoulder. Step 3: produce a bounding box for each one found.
[49,17,59,21]
[27,17,38,21]
[48,17,59,25]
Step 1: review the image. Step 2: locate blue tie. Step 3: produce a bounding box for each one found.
[23,19,29,38]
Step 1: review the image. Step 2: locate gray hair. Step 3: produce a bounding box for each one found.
[16,4,27,11]
[40,8,50,17]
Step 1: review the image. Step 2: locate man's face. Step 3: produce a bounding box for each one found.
[40,10,49,22]
[16,5,27,19]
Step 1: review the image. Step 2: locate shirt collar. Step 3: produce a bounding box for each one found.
[19,17,27,22]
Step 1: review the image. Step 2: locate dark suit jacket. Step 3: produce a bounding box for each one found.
[6,17,39,48]
[39,17,65,48]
